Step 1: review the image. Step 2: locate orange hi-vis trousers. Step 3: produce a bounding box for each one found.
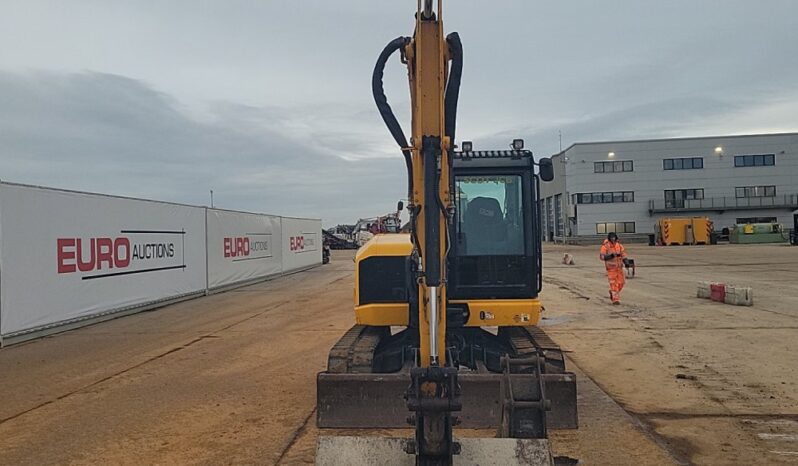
[606,266,625,303]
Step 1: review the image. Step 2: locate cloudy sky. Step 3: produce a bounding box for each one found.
[1,1,796,225]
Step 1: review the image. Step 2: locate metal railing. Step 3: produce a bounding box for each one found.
[649,194,798,214]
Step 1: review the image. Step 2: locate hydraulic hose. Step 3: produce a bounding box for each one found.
[372,36,424,258]
[372,36,413,200]
[444,32,463,145]
[372,33,463,265]
[439,32,462,277]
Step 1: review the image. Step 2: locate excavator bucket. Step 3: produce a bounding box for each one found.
[316,371,577,430]
[316,436,554,466]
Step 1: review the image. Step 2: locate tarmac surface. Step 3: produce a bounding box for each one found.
[0,244,796,465]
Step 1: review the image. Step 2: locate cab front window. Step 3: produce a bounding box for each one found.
[455,175,524,256]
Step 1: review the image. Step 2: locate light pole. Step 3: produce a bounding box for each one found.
[210,189,214,208]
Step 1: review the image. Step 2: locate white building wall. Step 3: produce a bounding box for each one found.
[559,133,798,236]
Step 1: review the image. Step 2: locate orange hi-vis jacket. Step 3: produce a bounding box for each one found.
[599,239,627,269]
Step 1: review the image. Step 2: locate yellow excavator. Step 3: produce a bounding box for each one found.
[316,2,577,464]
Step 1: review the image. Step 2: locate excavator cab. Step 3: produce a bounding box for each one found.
[451,151,542,303]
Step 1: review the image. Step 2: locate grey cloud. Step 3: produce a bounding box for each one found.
[479,93,794,158]
[0,70,406,226]
[1,1,797,226]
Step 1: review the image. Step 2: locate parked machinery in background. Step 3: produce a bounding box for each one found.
[322,239,331,264]
[729,222,790,244]
[654,217,713,246]
[352,209,403,247]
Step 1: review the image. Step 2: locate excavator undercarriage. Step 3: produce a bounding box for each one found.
[317,325,577,432]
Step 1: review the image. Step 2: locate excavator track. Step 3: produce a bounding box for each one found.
[501,326,567,374]
[317,324,577,430]
[326,325,386,374]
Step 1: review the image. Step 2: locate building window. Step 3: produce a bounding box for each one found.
[664,157,703,170]
[664,188,704,208]
[734,154,775,167]
[735,186,776,198]
[575,191,634,204]
[736,217,777,224]
[540,200,547,240]
[554,194,563,237]
[596,222,636,234]
[594,161,633,173]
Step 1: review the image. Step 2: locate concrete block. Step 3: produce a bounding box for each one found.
[697,282,753,306]
[697,282,711,299]
[724,285,753,306]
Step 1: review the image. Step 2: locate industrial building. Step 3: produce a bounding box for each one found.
[540,132,798,240]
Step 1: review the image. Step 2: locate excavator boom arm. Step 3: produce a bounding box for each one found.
[408,0,451,368]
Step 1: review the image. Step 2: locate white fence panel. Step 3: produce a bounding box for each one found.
[281,217,323,273]
[206,209,282,289]
[0,183,206,337]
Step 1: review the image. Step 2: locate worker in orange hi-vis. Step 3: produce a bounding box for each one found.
[599,232,627,305]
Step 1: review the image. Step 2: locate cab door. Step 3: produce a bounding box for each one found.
[449,169,536,300]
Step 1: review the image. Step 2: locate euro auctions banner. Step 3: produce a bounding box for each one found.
[206,209,282,289]
[281,217,322,273]
[0,183,206,336]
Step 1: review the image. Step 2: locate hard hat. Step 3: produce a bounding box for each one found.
[607,232,618,241]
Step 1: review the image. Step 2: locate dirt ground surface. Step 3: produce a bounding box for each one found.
[0,245,796,465]
[541,242,798,465]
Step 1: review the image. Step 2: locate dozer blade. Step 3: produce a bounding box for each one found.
[316,436,553,466]
[316,371,577,429]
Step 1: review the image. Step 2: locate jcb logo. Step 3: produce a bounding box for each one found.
[290,236,304,251]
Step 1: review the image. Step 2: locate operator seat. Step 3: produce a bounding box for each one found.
[463,197,506,255]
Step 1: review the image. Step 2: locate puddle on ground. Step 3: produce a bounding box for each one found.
[540,315,570,326]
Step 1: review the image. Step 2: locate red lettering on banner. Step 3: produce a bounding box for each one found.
[237,237,248,256]
[58,237,133,273]
[96,237,114,270]
[114,237,131,267]
[290,236,305,251]
[58,238,77,273]
[76,238,96,272]
[224,237,251,258]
